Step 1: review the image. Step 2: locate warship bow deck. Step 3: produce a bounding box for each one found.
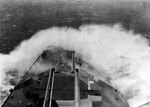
[2,49,130,107]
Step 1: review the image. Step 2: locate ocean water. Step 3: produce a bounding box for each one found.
[1,0,150,107]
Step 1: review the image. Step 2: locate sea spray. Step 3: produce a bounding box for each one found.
[0,24,150,107]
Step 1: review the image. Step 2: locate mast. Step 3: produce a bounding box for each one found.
[72,51,80,107]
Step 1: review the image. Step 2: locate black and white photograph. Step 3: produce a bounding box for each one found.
[0,0,150,107]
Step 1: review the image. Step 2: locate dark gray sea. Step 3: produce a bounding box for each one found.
[0,0,150,54]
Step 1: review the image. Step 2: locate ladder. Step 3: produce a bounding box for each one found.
[43,68,55,107]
